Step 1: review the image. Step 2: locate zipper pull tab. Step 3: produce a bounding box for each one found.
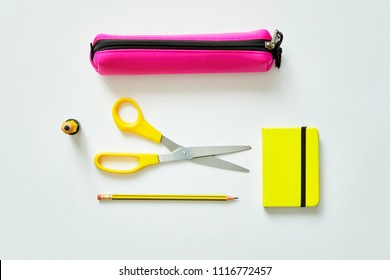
[265,30,282,50]
[265,30,283,68]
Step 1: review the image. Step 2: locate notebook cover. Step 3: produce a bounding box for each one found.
[262,127,320,207]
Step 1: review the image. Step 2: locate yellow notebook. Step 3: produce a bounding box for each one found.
[262,127,320,207]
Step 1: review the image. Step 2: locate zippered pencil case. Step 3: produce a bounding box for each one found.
[90,29,283,75]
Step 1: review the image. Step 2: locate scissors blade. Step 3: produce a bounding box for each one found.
[160,136,250,172]
[188,146,251,158]
[191,156,249,172]
[160,136,182,151]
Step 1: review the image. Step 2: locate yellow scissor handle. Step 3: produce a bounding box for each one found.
[112,97,162,143]
[94,152,159,174]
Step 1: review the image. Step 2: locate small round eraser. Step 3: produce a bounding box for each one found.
[97,194,102,200]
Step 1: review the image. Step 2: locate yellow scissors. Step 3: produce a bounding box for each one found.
[94,97,251,174]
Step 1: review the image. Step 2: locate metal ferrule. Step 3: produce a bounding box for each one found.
[100,194,112,200]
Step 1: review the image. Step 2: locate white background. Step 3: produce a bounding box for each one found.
[1,0,389,259]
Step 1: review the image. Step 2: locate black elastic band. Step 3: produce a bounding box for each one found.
[301,127,307,207]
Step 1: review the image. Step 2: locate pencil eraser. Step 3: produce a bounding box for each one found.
[97,194,102,200]
[262,127,320,207]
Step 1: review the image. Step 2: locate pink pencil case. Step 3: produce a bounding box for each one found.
[90,29,283,75]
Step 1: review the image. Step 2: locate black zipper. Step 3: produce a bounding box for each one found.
[92,39,269,57]
[90,30,283,67]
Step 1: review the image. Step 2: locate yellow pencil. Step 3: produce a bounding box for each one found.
[97,194,238,201]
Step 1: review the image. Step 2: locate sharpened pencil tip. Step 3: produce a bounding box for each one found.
[234,197,239,200]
